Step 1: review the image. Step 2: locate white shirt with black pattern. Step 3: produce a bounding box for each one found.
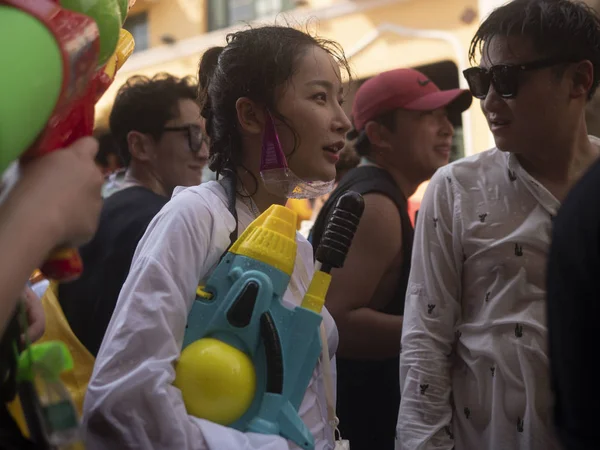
[394,142,600,450]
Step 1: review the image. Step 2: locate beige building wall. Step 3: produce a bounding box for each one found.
[149,0,208,47]
[129,0,208,46]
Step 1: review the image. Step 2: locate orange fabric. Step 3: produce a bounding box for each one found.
[286,198,313,230]
[408,181,429,226]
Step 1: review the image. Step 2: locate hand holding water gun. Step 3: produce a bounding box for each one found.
[176,191,364,449]
[0,0,135,281]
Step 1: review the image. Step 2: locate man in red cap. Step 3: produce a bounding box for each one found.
[310,67,471,450]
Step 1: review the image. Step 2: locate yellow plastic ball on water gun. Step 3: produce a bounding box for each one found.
[174,338,257,426]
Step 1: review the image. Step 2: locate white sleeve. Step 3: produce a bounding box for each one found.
[82,189,291,450]
[396,168,462,450]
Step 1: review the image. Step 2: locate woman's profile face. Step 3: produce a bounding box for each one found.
[274,46,351,183]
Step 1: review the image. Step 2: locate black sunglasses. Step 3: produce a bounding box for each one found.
[463,57,574,100]
[163,124,206,153]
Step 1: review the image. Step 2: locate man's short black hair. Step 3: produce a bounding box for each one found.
[470,0,600,100]
[94,132,120,168]
[109,73,198,166]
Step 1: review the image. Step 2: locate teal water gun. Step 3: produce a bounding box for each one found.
[175,192,364,449]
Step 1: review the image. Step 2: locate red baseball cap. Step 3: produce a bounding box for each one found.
[352,68,473,131]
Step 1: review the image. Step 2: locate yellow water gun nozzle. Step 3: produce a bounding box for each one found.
[300,271,331,314]
[229,205,298,276]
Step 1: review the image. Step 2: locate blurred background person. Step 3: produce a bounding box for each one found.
[58,73,209,357]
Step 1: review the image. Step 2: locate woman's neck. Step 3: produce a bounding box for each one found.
[236,168,287,213]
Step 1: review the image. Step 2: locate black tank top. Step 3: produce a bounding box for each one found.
[310,165,413,315]
[309,165,414,450]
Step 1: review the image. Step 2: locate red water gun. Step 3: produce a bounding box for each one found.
[0,0,135,281]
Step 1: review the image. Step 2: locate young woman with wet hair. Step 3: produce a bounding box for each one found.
[82,25,351,449]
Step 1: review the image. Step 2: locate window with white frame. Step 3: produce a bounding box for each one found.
[123,12,149,53]
[208,0,295,31]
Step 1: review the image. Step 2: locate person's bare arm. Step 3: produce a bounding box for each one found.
[0,138,103,337]
[0,197,61,334]
[325,193,403,360]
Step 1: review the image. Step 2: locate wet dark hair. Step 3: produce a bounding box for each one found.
[94,133,121,168]
[198,25,351,176]
[110,73,198,166]
[469,0,600,99]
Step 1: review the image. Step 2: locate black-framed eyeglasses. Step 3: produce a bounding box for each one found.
[163,124,206,154]
[463,57,575,100]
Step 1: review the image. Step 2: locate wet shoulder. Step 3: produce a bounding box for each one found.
[161,182,233,227]
[440,148,508,193]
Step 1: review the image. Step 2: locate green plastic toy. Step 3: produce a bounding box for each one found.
[0,7,63,173]
[0,0,128,174]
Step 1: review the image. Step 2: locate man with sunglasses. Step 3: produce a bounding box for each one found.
[397,1,600,449]
[58,74,209,357]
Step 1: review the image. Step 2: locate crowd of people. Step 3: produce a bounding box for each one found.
[1,0,600,449]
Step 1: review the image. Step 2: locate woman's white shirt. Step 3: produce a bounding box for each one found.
[82,181,339,450]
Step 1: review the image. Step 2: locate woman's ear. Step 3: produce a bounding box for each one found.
[236,97,264,135]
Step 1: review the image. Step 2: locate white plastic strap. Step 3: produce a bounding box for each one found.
[320,321,342,442]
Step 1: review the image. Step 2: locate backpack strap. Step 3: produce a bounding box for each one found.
[221,172,239,248]
[195,172,239,298]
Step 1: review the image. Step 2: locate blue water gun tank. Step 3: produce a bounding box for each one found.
[175,191,364,449]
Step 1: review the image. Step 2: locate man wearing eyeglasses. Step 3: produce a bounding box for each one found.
[397,1,600,450]
[58,73,209,357]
